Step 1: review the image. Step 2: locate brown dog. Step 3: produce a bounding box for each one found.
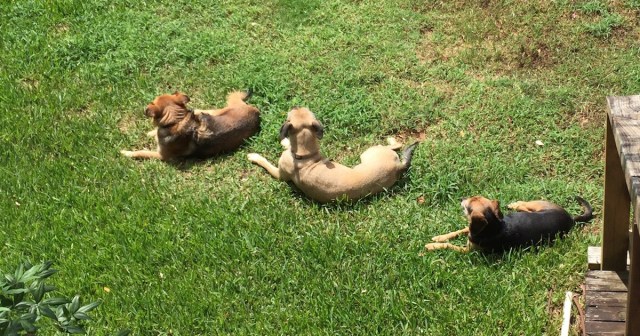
[121,91,259,160]
[247,107,417,203]
[425,196,593,253]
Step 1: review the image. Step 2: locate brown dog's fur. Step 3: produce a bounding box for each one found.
[247,107,417,203]
[121,91,259,160]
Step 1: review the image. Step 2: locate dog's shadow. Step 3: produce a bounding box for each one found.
[165,152,236,171]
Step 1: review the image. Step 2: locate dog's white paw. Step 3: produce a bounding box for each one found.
[120,150,134,157]
[247,153,263,163]
[280,138,291,149]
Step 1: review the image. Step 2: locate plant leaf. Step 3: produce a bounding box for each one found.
[19,312,37,322]
[14,264,24,282]
[69,295,80,313]
[39,305,57,320]
[33,281,45,303]
[115,330,132,336]
[19,318,37,332]
[61,325,86,334]
[77,301,100,313]
[42,297,69,306]
[73,311,91,320]
[14,301,34,310]
[4,288,28,295]
[39,269,58,279]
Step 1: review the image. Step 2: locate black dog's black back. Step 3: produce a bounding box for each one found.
[471,209,574,252]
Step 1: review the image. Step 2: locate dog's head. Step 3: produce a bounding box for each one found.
[461,196,503,234]
[279,107,324,141]
[144,92,191,126]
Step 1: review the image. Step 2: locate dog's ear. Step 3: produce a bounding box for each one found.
[311,120,324,139]
[173,91,190,106]
[145,104,160,118]
[279,122,292,140]
[469,213,488,234]
[491,200,503,219]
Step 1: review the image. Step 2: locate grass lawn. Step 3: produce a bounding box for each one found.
[1,0,639,334]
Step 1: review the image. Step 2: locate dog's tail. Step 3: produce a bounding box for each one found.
[573,196,594,223]
[226,89,253,105]
[400,142,419,172]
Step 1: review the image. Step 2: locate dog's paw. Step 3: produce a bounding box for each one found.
[280,138,291,149]
[120,150,134,158]
[247,153,263,163]
[431,235,450,243]
[146,129,157,137]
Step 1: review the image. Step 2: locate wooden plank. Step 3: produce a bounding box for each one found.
[586,291,628,307]
[586,306,627,322]
[601,113,631,271]
[626,218,640,336]
[586,278,628,292]
[588,246,631,270]
[585,320,626,335]
[586,270,629,282]
[607,96,640,197]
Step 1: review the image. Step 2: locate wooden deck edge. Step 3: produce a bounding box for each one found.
[588,246,630,270]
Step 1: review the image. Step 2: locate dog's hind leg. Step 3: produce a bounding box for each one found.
[425,242,469,253]
[431,227,469,242]
[385,137,403,150]
[248,153,282,179]
[508,200,560,212]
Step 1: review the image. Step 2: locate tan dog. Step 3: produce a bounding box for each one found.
[425,196,593,253]
[121,90,259,160]
[247,107,418,203]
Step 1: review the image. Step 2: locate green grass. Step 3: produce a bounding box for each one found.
[1,0,639,334]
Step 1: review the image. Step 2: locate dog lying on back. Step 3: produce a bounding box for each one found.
[425,196,593,253]
[247,107,418,203]
[121,90,259,160]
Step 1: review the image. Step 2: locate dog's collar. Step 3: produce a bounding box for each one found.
[292,151,318,160]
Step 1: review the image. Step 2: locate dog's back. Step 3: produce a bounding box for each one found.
[191,107,260,158]
[499,210,574,250]
[190,91,260,158]
[293,142,416,202]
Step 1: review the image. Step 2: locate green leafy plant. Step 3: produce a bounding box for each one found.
[0,261,100,335]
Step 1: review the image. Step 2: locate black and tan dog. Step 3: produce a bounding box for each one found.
[247,107,418,203]
[425,196,593,253]
[121,90,259,161]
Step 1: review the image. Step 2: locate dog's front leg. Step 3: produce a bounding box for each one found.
[247,153,282,179]
[425,242,469,253]
[431,227,470,242]
[121,150,162,160]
